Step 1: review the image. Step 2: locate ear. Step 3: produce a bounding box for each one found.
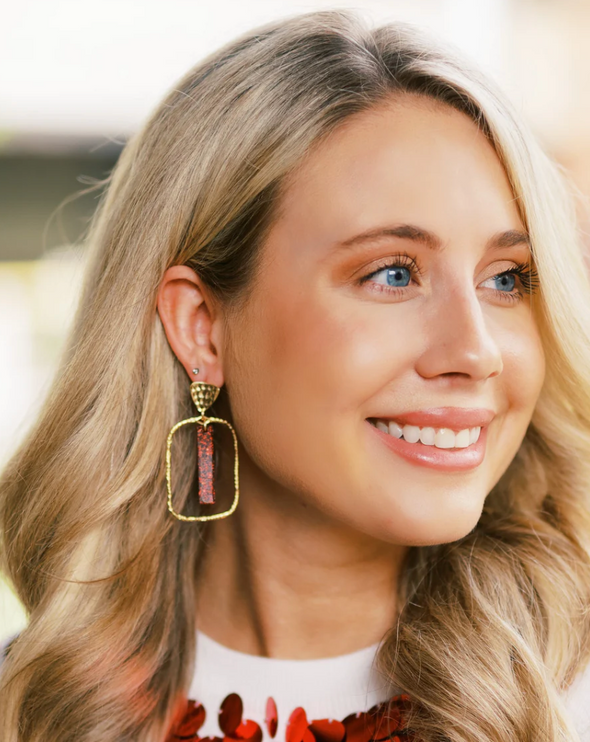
[156,265,225,388]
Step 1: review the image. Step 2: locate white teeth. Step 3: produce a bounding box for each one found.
[402,425,421,443]
[454,429,471,448]
[419,427,435,445]
[373,419,482,449]
[435,428,455,449]
[388,420,403,438]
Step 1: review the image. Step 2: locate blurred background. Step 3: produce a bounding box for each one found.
[2,0,590,645]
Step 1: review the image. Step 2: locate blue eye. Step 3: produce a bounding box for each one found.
[487,273,516,292]
[359,252,422,291]
[359,253,540,304]
[372,266,412,288]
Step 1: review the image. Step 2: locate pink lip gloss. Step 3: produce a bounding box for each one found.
[367,420,488,472]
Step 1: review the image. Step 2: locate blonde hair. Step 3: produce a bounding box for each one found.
[2,9,590,741]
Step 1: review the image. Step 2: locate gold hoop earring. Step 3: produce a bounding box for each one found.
[165,381,239,521]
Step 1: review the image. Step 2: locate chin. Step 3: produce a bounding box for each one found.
[403,520,479,547]
[366,495,485,547]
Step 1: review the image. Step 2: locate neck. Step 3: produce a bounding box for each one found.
[195,445,407,660]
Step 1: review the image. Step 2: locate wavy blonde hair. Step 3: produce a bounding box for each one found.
[2,9,590,742]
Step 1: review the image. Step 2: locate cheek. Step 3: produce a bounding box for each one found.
[499,315,546,414]
[260,288,420,417]
[224,285,418,490]
[484,314,545,488]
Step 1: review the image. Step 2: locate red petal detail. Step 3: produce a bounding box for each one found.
[342,711,376,742]
[169,700,207,740]
[302,730,316,742]
[371,697,411,740]
[234,719,263,742]
[219,693,243,735]
[286,707,309,742]
[373,713,397,740]
[265,696,278,738]
[308,719,345,742]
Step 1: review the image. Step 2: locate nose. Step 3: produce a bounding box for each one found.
[414,280,503,383]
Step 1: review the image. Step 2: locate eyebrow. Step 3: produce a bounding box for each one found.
[338,223,531,253]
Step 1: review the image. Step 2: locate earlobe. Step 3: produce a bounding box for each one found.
[157,266,225,388]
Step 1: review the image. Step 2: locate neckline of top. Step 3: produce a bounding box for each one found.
[195,628,383,668]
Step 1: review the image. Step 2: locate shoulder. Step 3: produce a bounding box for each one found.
[563,659,590,741]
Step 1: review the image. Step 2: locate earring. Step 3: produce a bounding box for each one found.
[165,380,239,522]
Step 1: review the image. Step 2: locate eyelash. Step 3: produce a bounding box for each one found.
[358,252,541,304]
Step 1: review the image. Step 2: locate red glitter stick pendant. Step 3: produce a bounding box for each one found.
[196,423,215,504]
[165,381,241,522]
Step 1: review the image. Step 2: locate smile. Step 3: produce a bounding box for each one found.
[369,418,481,449]
[367,418,489,472]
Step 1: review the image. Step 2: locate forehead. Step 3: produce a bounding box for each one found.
[272,95,523,250]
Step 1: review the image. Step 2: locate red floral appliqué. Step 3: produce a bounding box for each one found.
[166,692,414,742]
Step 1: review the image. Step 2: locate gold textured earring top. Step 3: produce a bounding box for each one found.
[190,381,220,417]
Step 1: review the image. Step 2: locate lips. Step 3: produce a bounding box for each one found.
[369,407,495,431]
[367,418,490,472]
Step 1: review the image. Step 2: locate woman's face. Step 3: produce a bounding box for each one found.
[222,95,545,545]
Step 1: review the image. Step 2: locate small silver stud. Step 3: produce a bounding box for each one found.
[192,368,199,375]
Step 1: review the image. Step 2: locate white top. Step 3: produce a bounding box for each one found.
[189,630,398,740]
[189,629,590,742]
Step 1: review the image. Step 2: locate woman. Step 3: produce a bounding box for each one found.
[2,8,590,742]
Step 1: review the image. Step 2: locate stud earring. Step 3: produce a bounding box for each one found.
[165,380,239,521]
